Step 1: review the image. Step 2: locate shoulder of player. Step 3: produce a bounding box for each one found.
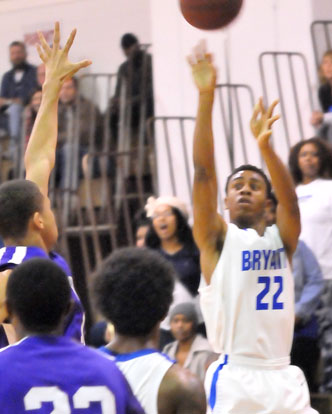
[159,364,206,414]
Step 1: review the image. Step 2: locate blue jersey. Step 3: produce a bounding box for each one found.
[0,336,144,414]
[0,246,84,345]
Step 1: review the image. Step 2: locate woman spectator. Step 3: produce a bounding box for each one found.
[163,303,218,382]
[289,137,332,393]
[145,196,200,296]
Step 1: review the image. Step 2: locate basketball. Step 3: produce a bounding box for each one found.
[179,0,243,30]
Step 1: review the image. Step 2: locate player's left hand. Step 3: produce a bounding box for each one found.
[250,97,280,146]
[37,22,92,87]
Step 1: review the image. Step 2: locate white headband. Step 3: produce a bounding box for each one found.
[145,196,189,220]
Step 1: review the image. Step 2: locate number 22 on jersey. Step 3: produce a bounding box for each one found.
[256,275,284,310]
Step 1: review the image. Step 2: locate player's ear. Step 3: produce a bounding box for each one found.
[65,299,75,318]
[4,299,11,319]
[32,211,44,231]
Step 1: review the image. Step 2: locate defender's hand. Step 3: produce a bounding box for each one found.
[188,40,216,94]
[250,97,280,146]
[37,22,91,87]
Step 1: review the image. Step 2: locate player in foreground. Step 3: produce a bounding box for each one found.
[0,22,90,346]
[188,42,317,413]
[95,247,206,414]
[0,258,144,413]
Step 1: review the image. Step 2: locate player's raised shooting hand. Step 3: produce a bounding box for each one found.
[188,40,216,94]
[250,98,280,147]
[37,22,91,88]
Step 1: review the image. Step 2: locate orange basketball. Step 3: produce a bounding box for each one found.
[179,0,243,30]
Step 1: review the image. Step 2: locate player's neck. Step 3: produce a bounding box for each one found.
[108,328,159,354]
[301,175,318,185]
[4,233,48,253]
[233,218,266,237]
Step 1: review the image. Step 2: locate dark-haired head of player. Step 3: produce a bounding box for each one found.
[95,247,174,343]
[224,164,273,230]
[6,258,71,339]
[0,179,58,252]
[288,137,332,185]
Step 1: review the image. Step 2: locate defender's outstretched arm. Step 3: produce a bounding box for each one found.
[24,22,91,196]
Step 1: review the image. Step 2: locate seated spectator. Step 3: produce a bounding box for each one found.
[0,41,37,154]
[95,247,206,414]
[134,208,151,247]
[266,193,324,392]
[163,303,218,382]
[0,258,144,413]
[23,87,42,144]
[56,77,104,187]
[289,137,332,392]
[311,50,332,144]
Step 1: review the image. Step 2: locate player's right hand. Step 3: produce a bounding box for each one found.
[188,40,216,94]
[37,22,92,87]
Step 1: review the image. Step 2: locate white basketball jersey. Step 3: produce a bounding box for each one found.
[200,223,294,362]
[108,349,174,414]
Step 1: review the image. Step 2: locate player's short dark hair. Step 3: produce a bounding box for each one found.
[225,164,272,197]
[145,207,196,250]
[288,137,332,185]
[121,33,138,50]
[9,41,26,50]
[7,258,71,333]
[94,247,175,337]
[134,208,150,231]
[0,180,44,240]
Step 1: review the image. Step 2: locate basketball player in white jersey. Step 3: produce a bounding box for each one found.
[188,42,317,413]
[0,23,90,345]
[95,247,206,414]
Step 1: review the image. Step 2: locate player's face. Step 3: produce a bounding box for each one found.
[321,54,332,81]
[40,196,58,251]
[135,225,149,248]
[170,314,195,342]
[152,204,177,241]
[225,170,268,228]
[298,143,320,181]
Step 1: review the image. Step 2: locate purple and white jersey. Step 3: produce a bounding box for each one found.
[0,246,84,345]
[0,336,144,414]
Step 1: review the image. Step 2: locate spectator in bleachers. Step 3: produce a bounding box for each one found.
[289,137,332,393]
[23,87,42,144]
[134,208,151,247]
[56,77,104,187]
[109,33,154,147]
[311,50,332,144]
[145,196,200,296]
[0,41,37,152]
[163,303,218,382]
[266,192,324,392]
[144,196,203,348]
[37,63,45,86]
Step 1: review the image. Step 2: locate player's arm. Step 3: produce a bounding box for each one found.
[188,42,227,284]
[159,365,206,414]
[250,98,300,259]
[24,22,91,197]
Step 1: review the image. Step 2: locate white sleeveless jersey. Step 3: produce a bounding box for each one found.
[200,223,294,362]
[101,349,174,414]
